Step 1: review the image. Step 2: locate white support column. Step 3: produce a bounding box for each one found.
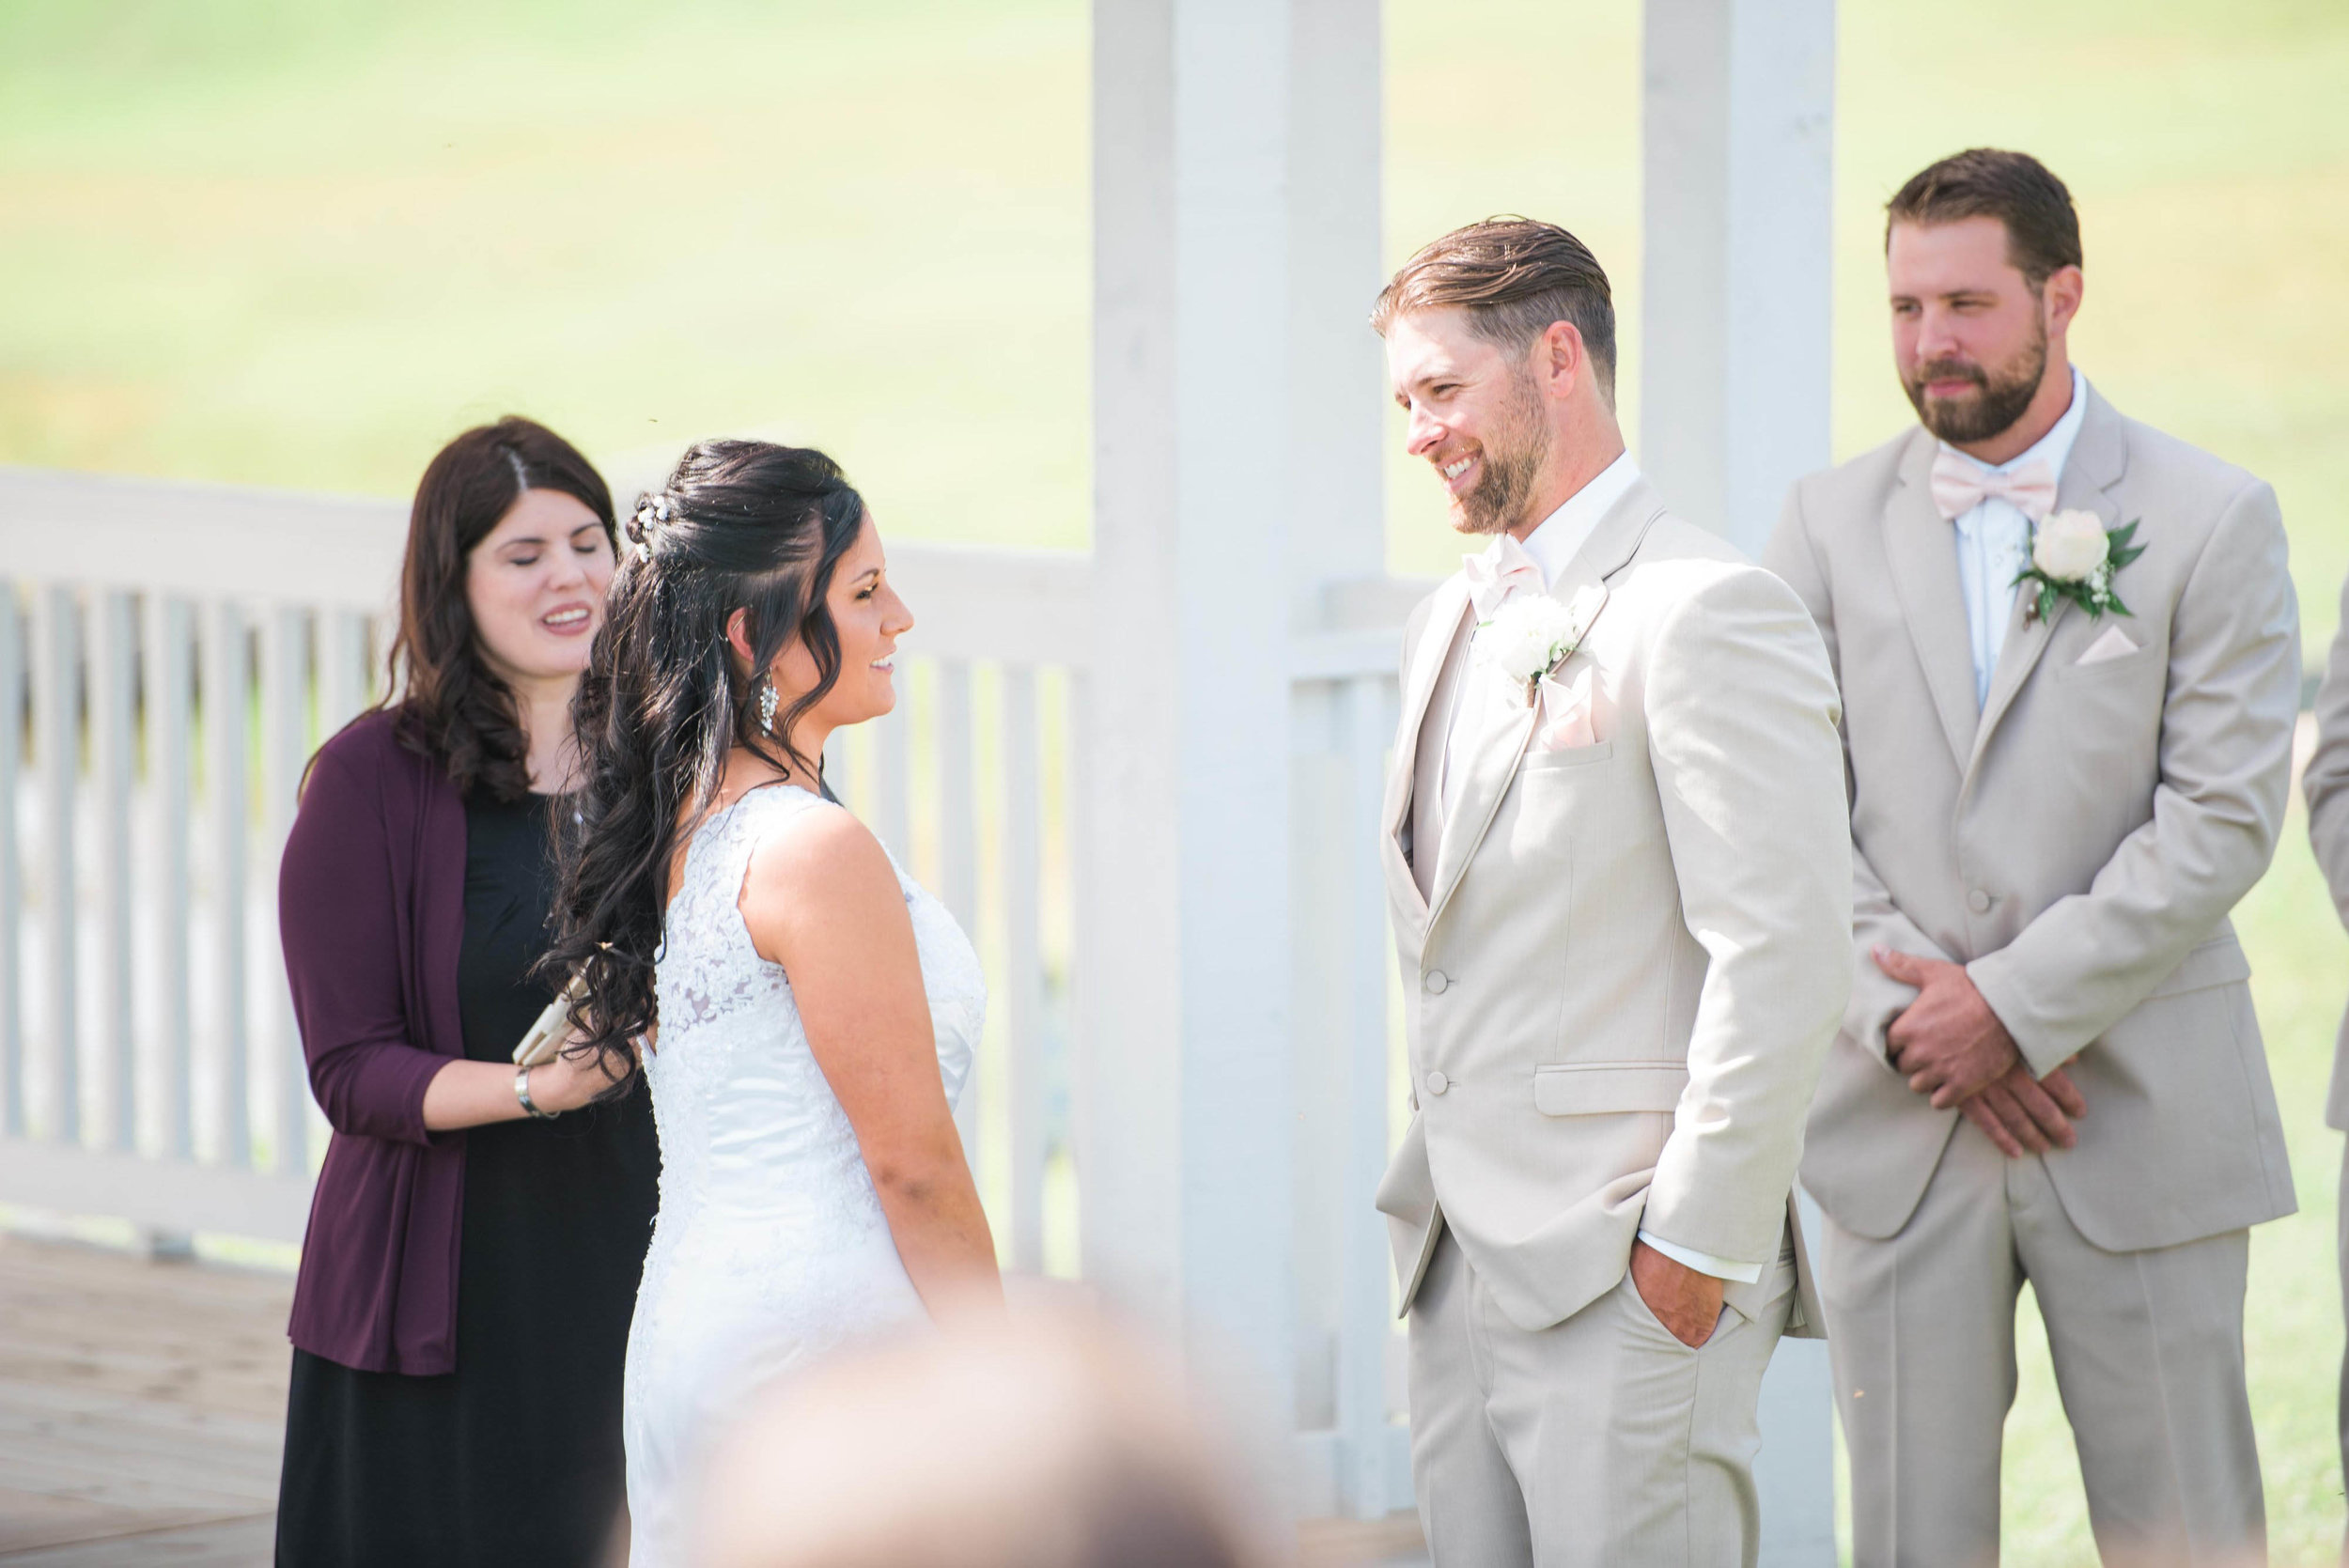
[1285,0,1387,613]
[1085,0,1299,1439]
[1283,0,1393,1522]
[1641,0,1836,556]
[1641,1,1839,1561]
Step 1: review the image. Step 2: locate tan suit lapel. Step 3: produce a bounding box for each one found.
[1883,431,1981,768]
[1966,388,2132,779]
[1383,580,1472,927]
[1423,478,1665,931]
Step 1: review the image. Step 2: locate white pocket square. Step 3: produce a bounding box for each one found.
[1532,666,1599,753]
[2075,625,2140,666]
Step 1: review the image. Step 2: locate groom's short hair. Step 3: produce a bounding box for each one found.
[1373,217,1617,406]
[1887,149,2083,290]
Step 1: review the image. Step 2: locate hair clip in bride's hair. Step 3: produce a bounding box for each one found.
[626,493,675,563]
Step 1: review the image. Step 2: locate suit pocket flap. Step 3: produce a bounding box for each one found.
[1532,1062,1688,1116]
[2143,934,2252,1001]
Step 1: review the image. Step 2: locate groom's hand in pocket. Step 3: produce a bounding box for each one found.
[1631,1240,1723,1348]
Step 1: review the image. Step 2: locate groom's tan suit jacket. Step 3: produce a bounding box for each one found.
[1373,476,1851,1338]
[1767,387,2299,1248]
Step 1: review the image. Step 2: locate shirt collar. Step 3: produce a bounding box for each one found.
[1940,365,2090,482]
[1517,451,1641,589]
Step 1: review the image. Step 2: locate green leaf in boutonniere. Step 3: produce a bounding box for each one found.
[2014,511,2143,622]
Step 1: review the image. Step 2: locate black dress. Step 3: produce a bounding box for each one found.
[277,789,661,1567]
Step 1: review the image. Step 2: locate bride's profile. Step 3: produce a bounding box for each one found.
[543,440,1000,1567]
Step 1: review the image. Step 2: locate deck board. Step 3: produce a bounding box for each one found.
[0,1236,288,1565]
[0,1233,1428,1565]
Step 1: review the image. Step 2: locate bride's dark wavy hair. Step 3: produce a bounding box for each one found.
[542,440,867,1075]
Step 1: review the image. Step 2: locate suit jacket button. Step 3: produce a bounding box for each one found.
[1423,970,1450,995]
[1425,1071,1449,1095]
[1968,888,1992,914]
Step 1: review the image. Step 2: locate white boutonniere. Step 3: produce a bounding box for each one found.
[2015,509,2144,622]
[1478,586,1608,706]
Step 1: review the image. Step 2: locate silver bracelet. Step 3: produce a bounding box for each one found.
[515,1066,559,1121]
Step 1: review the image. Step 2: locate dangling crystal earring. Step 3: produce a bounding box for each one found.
[756,676,780,735]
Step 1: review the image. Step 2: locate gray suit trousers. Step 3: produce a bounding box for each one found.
[1823,1121,2263,1568]
[1408,1230,1794,1567]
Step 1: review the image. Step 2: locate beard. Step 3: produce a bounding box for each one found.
[1903,318,2048,445]
[1452,371,1552,536]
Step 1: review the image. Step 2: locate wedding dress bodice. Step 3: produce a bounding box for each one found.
[624,783,984,1566]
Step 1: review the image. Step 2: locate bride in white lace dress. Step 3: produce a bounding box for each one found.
[543,442,1000,1568]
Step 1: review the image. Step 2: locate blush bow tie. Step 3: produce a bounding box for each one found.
[1929,450,2058,523]
[1464,534,1543,619]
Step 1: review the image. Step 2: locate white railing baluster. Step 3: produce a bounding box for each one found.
[822,729,857,813]
[320,609,373,739]
[145,596,195,1161]
[934,660,981,1159]
[261,605,309,1176]
[89,591,138,1151]
[935,660,978,926]
[1065,669,1095,1276]
[873,684,911,862]
[205,600,249,1168]
[0,582,23,1138]
[1336,673,1397,1517]
[33,584,80,1145]
[1003,665,1046,1273]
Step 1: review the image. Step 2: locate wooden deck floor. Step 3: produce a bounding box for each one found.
[0,1234,288,1565]
[0,1234,1423,1567]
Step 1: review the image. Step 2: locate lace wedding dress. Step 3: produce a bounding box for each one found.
[622,784,984,1566]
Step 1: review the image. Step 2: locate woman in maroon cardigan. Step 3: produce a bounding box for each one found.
[274,418,659,1566]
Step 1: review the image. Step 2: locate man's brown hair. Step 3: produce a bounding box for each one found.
[1372,217,1617,404]
[1886,148,2083,289]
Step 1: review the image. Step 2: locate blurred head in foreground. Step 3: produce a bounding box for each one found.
[692,1308,1266,1568]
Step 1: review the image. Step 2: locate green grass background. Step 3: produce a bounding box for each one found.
[5,1,2347,1560]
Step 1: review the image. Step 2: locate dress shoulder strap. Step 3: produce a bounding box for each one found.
[688,784,832,915]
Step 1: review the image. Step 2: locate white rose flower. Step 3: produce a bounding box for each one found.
[1479,595,1582,686]
[2032,509,2109,583]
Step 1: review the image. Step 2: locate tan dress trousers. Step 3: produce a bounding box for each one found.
[1407,1229,1796,1567]
[1822,1120,2263,1568]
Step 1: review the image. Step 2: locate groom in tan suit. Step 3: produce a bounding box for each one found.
[1766,149,2299,1566]
[1371,219,1852,1566]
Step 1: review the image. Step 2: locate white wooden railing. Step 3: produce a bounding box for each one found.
[0,465,1420,1518]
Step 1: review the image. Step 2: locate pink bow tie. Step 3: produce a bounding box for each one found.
[1929,450,2058,523]
[1464,534,1542,618]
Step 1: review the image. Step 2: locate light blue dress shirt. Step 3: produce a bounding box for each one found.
[1945,367,2090,708]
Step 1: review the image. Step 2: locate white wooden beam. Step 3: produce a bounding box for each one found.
[1642,0,1839,1560]
[1085,0,1301,1436]
[1285,0,1387,613]
[1640,0,1836,556]
[1282,0,1394,1519]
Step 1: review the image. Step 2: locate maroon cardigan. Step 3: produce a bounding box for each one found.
[280,708,472,1374]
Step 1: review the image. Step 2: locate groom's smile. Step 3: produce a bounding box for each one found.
[1383,307,1563,536]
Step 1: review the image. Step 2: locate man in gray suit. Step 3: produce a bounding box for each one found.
[2299,581,2349,1555]
[1375,218,1851,1566]
[1766,148,2299,1565]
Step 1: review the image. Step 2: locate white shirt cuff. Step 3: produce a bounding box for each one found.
[1636,1230,1764,1284]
